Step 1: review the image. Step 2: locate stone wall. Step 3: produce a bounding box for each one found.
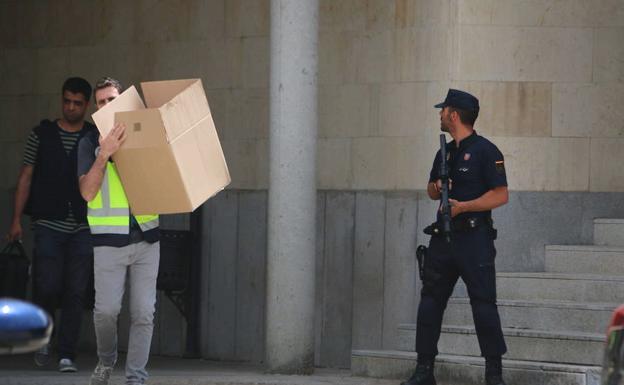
[314,0,624,192]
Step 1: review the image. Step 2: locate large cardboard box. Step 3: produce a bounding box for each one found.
[92,79,230,215]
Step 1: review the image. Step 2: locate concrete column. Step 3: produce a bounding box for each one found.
[266,0,318,374]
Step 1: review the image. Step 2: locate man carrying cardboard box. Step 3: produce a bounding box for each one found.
[77,77,160,385]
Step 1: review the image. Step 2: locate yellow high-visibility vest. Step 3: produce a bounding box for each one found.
[87,162,158,235]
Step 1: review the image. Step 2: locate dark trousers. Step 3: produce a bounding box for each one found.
[415,226,507,358]
[33,225,93,360]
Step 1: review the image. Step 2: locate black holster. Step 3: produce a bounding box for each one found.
[416,245,427,281]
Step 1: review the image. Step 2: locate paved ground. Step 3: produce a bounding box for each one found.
[0,353,400,385]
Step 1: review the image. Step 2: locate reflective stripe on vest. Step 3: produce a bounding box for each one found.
[87,162,158,234]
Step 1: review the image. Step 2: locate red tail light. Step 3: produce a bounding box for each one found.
[607,305,624,337]
[602,305,624,385]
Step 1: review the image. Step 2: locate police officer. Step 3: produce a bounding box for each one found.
[401,89,508,385]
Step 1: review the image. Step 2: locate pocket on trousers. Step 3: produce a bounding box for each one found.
[478,262,497,301]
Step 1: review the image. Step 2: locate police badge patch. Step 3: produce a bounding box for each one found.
[495,160,505,174]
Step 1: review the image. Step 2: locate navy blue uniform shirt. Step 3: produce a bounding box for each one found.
[429,131,507,221]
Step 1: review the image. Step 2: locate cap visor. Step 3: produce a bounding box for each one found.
[434,102,445,108]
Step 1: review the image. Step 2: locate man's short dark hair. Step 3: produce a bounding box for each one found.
[62,77,92,102]
[449,107,478,127]
[94,77,123,98]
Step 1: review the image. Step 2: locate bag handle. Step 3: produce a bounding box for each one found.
[0,241,28,260]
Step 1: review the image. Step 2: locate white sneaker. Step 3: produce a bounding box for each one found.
[58,358,78,373]
[89,361,113,385]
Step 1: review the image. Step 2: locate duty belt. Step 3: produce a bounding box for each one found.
[424,216,493,236]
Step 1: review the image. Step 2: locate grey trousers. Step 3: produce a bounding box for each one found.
[93,241,159,385]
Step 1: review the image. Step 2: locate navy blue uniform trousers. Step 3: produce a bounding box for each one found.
[415,225,507,357]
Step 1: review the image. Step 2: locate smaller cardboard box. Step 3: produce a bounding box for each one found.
[92,79,230,215]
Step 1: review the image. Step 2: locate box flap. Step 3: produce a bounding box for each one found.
[92,86,145,137]
[160,80,211,142]
[115,109,168,150]
[140,79,198,109]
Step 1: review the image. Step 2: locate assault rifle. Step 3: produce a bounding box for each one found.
[439,134,451,243]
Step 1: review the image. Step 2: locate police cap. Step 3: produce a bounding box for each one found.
[434,89,480,112]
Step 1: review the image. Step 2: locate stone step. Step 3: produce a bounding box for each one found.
[594,218,624,247]
[445,298,616,333]
[397,324,605,366]
[352,350,601,385]
[451,273,624,303]
[545,245,624,274]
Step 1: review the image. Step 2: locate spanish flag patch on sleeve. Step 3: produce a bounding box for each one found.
[495,160,505,174]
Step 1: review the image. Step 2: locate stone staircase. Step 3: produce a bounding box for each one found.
[352,218,624,385]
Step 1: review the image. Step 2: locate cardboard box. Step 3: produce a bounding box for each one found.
[92,79,230,215]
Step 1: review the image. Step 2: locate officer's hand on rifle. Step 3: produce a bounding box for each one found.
[448,199,466,217]
[431,178,453,197]
[437,198,465,217]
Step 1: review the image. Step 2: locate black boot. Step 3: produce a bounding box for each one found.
[485,374,506,385]
[400,361,436,385]
[485,357,506,385]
